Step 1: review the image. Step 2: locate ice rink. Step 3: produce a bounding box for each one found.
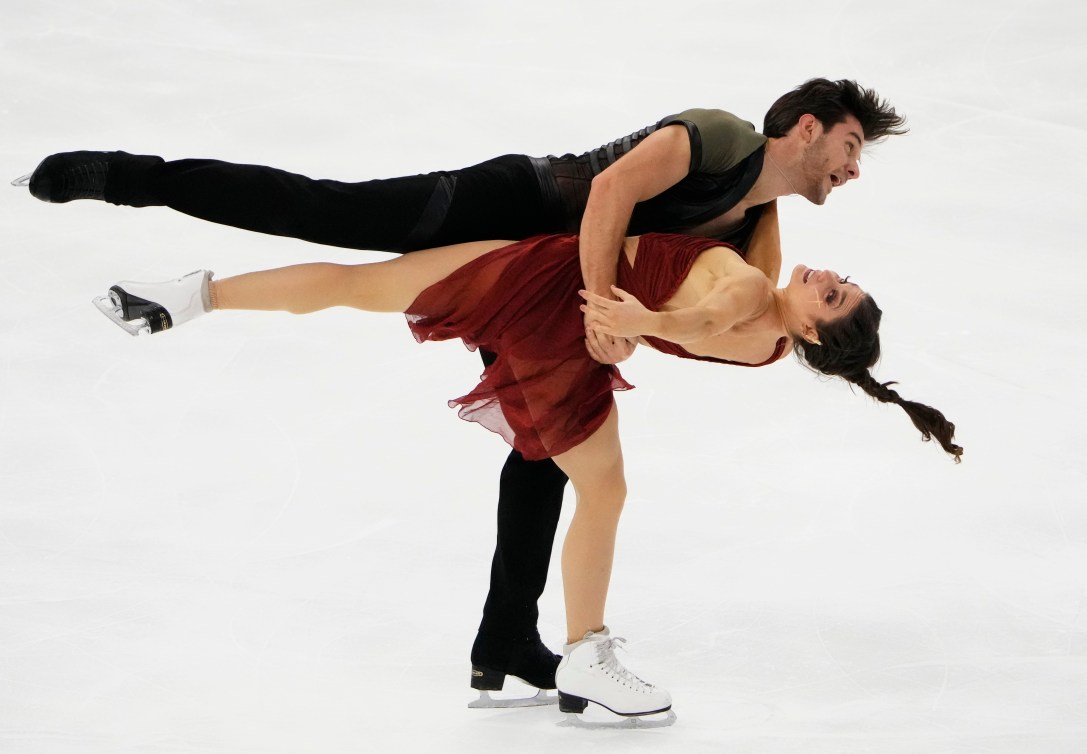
[2,2,1086,752]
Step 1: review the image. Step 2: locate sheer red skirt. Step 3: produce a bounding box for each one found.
[405,235,631,461]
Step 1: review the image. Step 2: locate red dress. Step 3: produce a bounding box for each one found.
[405,233,786,460]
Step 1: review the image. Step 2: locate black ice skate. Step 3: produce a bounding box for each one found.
[468,632,560,708]
[94,270,213,336]
[12,150,164,204]
[14,151,113,202]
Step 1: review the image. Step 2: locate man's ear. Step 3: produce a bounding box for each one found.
[797,113,819,143]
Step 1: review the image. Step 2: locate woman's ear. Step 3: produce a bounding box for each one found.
[802,322,822,346]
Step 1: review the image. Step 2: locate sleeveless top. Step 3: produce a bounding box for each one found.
[405,233,786,460]
[531,109,769,246]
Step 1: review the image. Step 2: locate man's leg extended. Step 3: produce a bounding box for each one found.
[23,151,557,252]
[26,150,443,250]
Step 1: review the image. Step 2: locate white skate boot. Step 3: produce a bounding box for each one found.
[93,270,213,336]
[556,627,675,728]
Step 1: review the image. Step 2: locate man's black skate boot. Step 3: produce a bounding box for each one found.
[26,150,163,204]
[470,630,561,691]
[28,151,112,203]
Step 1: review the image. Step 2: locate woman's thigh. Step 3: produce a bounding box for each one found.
[550,404,624,507]
[355,238,514,311]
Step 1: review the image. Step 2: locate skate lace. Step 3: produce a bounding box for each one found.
[62,161,109,201]
[594,637,656,690]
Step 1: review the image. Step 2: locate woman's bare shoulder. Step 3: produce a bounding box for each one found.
[695,245,771,285]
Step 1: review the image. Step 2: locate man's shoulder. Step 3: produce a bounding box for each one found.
[663,108,751,128]
[660,109,766,174]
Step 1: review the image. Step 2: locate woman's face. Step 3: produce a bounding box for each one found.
[784,264,866,342]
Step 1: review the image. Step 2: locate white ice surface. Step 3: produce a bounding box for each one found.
[2,2,1086,752]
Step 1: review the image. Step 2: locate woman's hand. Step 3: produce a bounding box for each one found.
[579,286,656,339]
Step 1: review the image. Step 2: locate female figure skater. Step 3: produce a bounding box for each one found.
[96,231,961,722]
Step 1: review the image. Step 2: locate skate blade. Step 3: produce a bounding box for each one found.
[11,173,31,187]
[468,689,558,709]
[559,709,677,730]
[93,293,151,336]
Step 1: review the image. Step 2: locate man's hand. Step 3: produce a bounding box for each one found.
[584,326,637,365]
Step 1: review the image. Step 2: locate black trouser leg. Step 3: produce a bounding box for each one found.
[475,449,567,638]
[470,448,567,687]
[105,152,557,252]
[469,342,568,684]
[111,156,443,251]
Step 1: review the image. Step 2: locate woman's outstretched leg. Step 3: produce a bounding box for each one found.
[211,239,511,315]
[97,239,513,336]
[549,406,673,719]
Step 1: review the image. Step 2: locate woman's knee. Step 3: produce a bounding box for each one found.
[576,472,626,520]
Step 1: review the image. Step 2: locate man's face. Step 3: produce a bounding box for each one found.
[797,114,864,205]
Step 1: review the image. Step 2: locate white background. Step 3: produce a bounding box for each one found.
[2,2,1085,752]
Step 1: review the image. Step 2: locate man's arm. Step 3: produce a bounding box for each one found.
[578,124,692,364]
[578,124,692,297]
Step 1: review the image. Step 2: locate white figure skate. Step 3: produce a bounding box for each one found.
[556,627,676,728]
[93,270,213,336]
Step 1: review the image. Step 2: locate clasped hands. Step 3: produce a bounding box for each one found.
[580,286,651,365]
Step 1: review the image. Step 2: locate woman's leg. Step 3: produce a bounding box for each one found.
[549,405,625,643]
[535,405,673,719]
[209,239,512,315]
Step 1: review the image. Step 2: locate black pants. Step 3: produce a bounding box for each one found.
[115,152,569,646]
[117,152,559,251]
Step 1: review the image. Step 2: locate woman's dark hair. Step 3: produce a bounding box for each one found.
[793,295,963,461]
[763,78,908,143]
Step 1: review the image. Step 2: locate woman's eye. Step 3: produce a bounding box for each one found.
[826,289,838,304]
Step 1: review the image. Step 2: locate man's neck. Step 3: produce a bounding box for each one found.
[746,138,800,206]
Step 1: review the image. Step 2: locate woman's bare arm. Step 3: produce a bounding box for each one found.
[580,266,768,343]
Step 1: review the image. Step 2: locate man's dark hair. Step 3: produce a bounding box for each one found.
[763,78,908,143]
